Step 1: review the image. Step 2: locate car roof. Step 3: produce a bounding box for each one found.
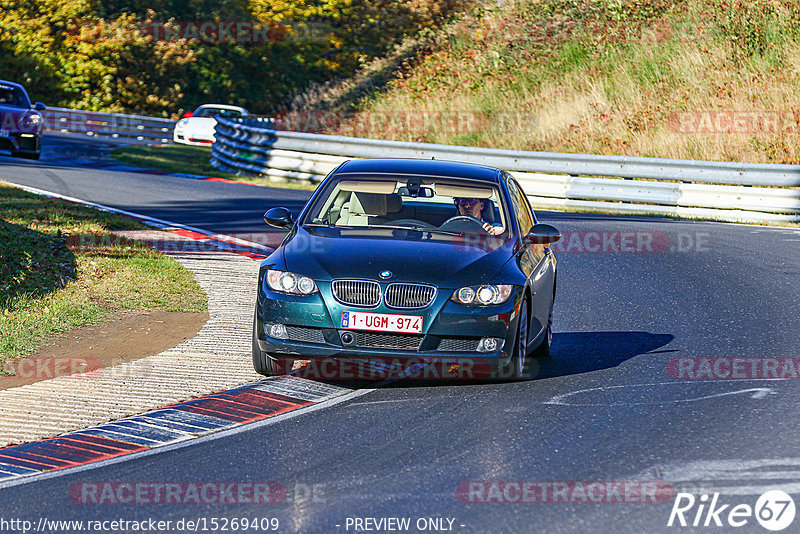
[0,80,26,92]
[195,104,247,112]
[334,158,503,184]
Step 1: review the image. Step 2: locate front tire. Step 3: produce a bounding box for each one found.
[252,312,292,376]
[531,306,553,358]
[502,299,530,380]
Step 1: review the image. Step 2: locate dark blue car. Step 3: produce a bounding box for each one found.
[254,158,561,380]
[0,80,45,160]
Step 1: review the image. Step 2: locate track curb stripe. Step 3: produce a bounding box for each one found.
[0,378,352,484]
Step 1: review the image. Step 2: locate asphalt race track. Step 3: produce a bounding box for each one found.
[2,134,312,238]
[1,136,800,533]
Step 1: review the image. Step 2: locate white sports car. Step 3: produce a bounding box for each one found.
[173,104,248,146]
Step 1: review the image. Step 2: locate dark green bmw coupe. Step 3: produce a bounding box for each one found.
[253,158,561,380]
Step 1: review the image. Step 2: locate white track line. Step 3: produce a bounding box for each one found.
[1,180,273,253]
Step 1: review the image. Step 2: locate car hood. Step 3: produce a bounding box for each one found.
[183,117,216,127]
[282,226,517,288]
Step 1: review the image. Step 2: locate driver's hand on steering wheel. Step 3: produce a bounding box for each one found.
[483,223,503,236]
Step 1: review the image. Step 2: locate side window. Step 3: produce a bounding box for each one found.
[506,177,534,235]
[521,186,538,225]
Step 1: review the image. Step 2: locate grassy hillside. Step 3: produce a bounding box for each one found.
[308,0,800,164]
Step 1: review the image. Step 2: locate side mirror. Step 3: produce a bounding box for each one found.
[264,207,293,229]
[182,112,193,118]
[524,223,561,244]
[33,102,46,111]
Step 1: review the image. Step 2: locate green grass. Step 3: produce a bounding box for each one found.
[112,144,239,179]
[111,144,317,191]
[0,183,207,365]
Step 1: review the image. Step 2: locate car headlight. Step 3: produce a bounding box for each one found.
[451,284,513,305]
[266,269,318,295]
[19,112,42,130]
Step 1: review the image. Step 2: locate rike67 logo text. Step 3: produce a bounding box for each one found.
[668,491,796,531]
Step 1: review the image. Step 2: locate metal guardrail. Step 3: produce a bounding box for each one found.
[211,116,800,224]
[42,107,176,142]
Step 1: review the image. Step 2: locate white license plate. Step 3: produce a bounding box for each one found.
[341,311,422,334]
[0,130,8,138]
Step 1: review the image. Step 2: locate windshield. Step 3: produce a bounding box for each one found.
[194,107,243,118]
[303,175,509,236]
[0,85,29,108]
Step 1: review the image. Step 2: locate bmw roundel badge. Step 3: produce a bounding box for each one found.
[379,270,393,279]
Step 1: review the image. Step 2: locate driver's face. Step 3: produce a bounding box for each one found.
[457,199,484,218]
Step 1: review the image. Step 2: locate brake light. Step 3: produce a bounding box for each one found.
[183,112,193,118]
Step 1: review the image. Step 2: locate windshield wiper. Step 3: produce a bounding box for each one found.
[370,224,431,231]
[305,224,464,235]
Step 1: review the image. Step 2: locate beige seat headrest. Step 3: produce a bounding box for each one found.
[349,192,388,217]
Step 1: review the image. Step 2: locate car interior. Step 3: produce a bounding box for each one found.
[309,179,505,232]
[0,88,27,108]
[194,107,244,118]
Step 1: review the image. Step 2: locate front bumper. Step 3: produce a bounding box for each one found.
[0,131,41,154]
[173,123,214,146]
[255,277,524,375]
[173,134,213,146]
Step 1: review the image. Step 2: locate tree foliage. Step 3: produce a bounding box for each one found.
[0,0,457,115]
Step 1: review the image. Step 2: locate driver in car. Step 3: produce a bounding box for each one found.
[455,198,504,236]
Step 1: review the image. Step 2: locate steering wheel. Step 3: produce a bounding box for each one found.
[438,215,486,233]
